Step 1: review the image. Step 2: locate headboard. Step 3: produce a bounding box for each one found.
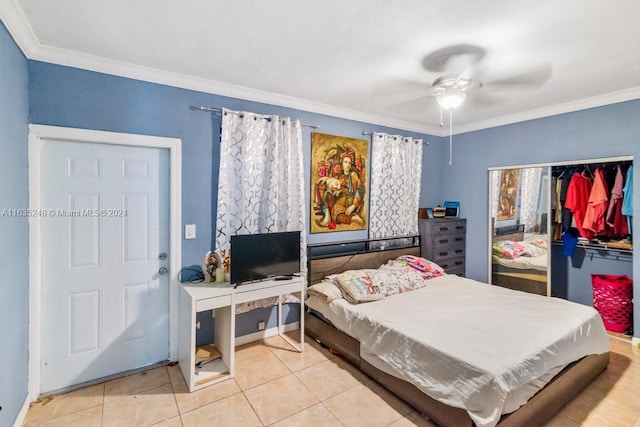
[307,236,420,285]
[492,231,525,243]
[493,224,525,243]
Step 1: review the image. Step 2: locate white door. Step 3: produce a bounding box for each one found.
[38,139,170,393]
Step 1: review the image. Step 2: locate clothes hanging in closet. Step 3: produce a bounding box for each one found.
[621,165,633,234]
[605,165,629,235]
[553,161,632,248]
[583,168,609,236]
[565,171,594,240]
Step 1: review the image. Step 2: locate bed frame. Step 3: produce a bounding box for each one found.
[492,230,548,296]
[305,241,609,427]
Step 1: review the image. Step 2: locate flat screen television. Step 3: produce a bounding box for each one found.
[230,231,301,285]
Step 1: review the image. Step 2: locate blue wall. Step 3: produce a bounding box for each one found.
[436,100,640,334]
[0,21,30,427]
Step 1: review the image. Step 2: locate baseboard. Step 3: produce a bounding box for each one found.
[13,394,31,427]
[234,322,300,347]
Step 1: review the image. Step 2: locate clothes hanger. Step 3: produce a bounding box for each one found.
[582,164,594,179]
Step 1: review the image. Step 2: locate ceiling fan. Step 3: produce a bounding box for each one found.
[422,44,552,112]
[423,44,485,112]
[417,44,552,164]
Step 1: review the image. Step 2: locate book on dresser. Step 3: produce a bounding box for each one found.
[419,218,466,276]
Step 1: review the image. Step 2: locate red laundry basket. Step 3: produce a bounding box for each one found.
[591,274,633,333]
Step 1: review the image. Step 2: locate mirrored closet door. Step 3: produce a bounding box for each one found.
[488,166,551,295]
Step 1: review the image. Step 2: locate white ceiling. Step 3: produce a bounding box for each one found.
[2,0,640,135]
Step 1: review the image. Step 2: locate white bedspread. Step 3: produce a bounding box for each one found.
[307,274,609,427]
[492,253,547,272]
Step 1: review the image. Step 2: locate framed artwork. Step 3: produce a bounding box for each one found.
[310,133,368,233]
[497,169,520,221]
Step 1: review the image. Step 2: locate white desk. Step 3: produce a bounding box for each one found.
[178,276,305,392]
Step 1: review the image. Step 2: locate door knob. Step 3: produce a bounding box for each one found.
[159,267,168,275]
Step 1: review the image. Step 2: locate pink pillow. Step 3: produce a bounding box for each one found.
[383,255,445,279]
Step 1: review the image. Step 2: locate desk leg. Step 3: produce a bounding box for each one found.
[277,295,283,335]
[277,294,303,353]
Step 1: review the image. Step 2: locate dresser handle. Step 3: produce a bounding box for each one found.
[455,237,464,242]
[455,226,464,230]
[454,261,464,266]
[455,249,463,254]
[439,227,449,231]
[439,252,448,256]
[438,239,449,244]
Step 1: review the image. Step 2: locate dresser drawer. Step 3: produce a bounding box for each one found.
[196,294,232,312]
[437,257,465,273]
[432,244,465,263]
[432,234,465,248]
[430,220,466,236]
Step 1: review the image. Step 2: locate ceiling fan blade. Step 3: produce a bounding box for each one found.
[479,64,553,91]
[465,92,504,108]
[422,44,486,74]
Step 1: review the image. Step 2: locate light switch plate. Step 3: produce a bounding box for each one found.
[185,224,196,239]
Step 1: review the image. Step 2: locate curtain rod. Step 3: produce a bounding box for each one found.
[362,131,429,145]
[191,105,320,129]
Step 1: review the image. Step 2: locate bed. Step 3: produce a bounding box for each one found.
[491,229,549,295]
[305,240,609,427]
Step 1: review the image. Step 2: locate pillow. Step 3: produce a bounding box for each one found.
[382,255,445,279]
[334,270,385,303]
[371,268,428,296]
[492,240,525,259]
[307,281,344,303]
[527,238,548,250]
[521,241,547,257]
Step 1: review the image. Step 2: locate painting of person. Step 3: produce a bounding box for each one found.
[310,133,368,233]
[497,169,519,220]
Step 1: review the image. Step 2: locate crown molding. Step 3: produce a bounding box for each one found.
[449,87,640,137]
[0,0,41,57]
[37,45,444,136]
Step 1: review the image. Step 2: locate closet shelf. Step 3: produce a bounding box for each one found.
[552,240,633,255]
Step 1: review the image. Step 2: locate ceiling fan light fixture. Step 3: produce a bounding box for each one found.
[437,90,466,110]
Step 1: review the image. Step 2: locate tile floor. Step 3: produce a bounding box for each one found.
[23,332,640,427]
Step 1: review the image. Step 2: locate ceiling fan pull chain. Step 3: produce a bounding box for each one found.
[449,109,453,165]
[440,106,444,127]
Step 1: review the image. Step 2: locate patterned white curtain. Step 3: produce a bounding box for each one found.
[520,167,542,232]
[490,170,500,223]
[216,109,306,269]
[369,133,423,238]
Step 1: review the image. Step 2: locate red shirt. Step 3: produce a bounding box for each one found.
[565,172,594,240]
[583,169,610,236]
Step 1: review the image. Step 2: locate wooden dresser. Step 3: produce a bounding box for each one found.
[419,218,466,276]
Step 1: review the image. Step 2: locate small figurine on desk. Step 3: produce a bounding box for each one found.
[202,251,218,283]
[203,250,229,283]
